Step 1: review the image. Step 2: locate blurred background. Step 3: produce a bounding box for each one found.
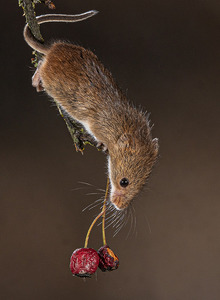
[1,1,219,299]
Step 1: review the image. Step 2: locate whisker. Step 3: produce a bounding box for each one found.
[112,213,123,228]
[96,205,114,227]
[113,211,124,227]
[126,206,133,240]
[71,186,88,192]
[144,214,152,234]
[97,214,113,227]
[131,204,137,238]
[106,210,119,224]
[116,208,128,232]
[113,210,127,236]
[77,181,95,187]
[104,211,117,221]
[113,220,125,237]
[96,188,106,193]
[136,200,152,235]
[105,215,116,225]
[88,202,103,211]
[109,206,117,213]
[105,206,115,215]
[82,197,104,212]
[105,213,119,229]
[115,213,125,229]
[71,181,95,191]
[86,192,104,196]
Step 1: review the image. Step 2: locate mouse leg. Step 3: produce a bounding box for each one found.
[32,61,44,92]
[81,132,108,153]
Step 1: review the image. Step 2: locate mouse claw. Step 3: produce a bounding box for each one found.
[96,142,108,153]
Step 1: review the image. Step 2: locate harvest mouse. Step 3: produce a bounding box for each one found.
[23,10,159,210]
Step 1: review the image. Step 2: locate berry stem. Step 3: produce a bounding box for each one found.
[84,178,110,248]
[84,210,104,248]
[102,178,109,246]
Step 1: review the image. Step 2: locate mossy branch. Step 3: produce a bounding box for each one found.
[19,0,98,153]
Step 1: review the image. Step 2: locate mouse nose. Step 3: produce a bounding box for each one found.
[110,192,128,210]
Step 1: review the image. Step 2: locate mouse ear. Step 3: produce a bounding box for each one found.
[152,138,159,154]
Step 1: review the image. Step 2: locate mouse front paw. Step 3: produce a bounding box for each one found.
[96,142,108,153]
[32,69,44,92]
[32,61,45,92]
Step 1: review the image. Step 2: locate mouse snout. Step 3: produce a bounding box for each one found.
[110,190,128,210]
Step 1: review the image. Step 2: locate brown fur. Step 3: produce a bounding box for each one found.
[24,15,159,210]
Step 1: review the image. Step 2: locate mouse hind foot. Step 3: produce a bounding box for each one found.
[32,62,44,92]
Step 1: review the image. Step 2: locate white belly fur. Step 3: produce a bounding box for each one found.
[81,120,97,141]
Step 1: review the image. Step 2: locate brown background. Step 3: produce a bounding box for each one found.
[1,1,220,299]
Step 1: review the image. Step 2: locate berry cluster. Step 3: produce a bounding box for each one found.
[70,245,119,277]
[69,179,119,278]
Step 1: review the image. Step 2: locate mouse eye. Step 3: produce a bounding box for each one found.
[120,178,129,188]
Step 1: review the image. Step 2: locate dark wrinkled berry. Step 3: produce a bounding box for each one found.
[70,248,99,277]
[98,245,119,272]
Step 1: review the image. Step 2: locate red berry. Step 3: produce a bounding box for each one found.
[98,245,119,272]
[70,248,99,277]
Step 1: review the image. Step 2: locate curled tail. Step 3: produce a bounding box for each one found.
[23,10,98,55]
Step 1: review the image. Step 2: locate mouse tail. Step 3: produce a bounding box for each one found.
[23,10,98,55]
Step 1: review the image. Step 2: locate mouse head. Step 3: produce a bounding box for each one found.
[108,133,159,210]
